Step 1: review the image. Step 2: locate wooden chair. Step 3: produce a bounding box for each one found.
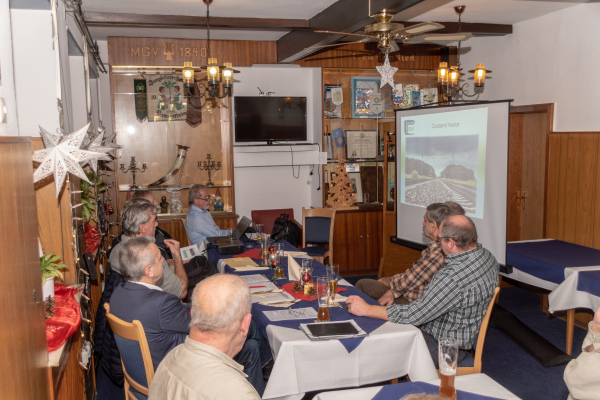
[456,287,501,376]
[104,303,154,400]
[299,207,336,264]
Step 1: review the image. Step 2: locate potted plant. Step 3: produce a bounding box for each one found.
[40,252,68,299]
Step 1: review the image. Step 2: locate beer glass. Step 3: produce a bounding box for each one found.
[327,264,339,301]
[273,243,285,278]
[316,276,330,322]
[438,337,458,400]
[255,223,264,242]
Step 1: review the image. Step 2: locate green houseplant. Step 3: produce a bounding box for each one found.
[40,252,68,299]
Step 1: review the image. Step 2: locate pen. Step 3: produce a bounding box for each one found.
[249,286,266,289]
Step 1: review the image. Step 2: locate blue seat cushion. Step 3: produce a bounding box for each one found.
[299,246,328,257]
[114,336,148,387]
[129,388,148,400]
[458,351,474,367]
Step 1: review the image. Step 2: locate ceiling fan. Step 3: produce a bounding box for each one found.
[308,9,472,54]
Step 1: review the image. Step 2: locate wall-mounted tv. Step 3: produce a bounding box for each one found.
[234,96,307,144]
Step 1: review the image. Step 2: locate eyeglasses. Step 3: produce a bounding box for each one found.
[198,195,210,201]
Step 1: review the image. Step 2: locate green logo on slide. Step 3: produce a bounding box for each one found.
[404,120,415,135]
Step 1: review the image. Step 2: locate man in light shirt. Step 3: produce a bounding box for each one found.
[149,274,262,400]
[185,184,228,246]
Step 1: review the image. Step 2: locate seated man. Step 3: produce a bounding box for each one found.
[109,199,188,300]
[185,184,228,246]
[347,215,498,366]
[564,306,600,400]
[149,274,263,400]
[110,236,270,395]
[357,202,460,305]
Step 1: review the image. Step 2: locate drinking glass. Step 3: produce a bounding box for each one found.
[274,243,285,278]
[301,258,313,286]
[327,264,339,301]
[225,228,233,240]
[316,276,330,322]
[255,223,264,242]
[438,337,458,400]
[260,236,271,267]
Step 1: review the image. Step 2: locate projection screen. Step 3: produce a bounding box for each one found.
[395,101,511,264]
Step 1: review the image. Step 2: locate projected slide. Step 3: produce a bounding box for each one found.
[400,108,488,219]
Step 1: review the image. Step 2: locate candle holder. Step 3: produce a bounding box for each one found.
[198,154,221,188]
[120,156,147,189]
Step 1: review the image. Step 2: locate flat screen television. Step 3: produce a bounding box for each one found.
[234,96,307,144]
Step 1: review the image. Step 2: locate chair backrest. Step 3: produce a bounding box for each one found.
[302,207,336,247]
[251,208,296,234]
[104,303,154,397]
[456,286,500,376]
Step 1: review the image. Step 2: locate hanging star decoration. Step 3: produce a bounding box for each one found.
[81,127,123,173]
[32,124,108,197]
[376,53,398,88]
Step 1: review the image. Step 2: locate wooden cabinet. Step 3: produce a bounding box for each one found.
[0,137,51,399]
[332,207,382,275]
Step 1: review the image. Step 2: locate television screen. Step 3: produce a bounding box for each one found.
[234,96,307,143]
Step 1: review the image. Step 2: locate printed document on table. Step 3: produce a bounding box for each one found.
[252,291,294,304]
[239,274,271,285]
[249,281,279,293]
[263,307,318,321]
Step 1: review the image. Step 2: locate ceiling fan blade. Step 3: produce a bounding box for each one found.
[392,22,444,36]
[306,38,372,50]
[404,32,472,43]
[315,30,370,38]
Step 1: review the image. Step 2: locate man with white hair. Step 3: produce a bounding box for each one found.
[110,237,269,395]
[109,198,188,299]
[149,274,262,399]
[185,184,229,246]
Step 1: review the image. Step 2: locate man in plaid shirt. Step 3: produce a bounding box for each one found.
[356,202,464,305]
[347,215,498,366]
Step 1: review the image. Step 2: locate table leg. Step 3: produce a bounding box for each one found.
[540,293,550,317]
[566,309,575,356]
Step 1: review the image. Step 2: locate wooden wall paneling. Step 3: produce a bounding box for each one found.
[54,338,84,400]
[563,134,581,243]
[507,113,523,242]
[108,37,277,67]
[574,134,598,247]
[545,134,561,239]
[593,140,600,249]
[520,113,547,240]
[555,134,570,240]
[0,138,50,400]
[365,210,382,270]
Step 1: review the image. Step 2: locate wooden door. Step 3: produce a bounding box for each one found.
[0,137,50,399]
[332,211,366,273]
[365,210,382,271]
[507,105,552,241]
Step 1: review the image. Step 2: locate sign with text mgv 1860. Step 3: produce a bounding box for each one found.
[147,75,187,122]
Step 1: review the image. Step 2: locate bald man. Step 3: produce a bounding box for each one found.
[347,215,498,367]
[149,275,263,400]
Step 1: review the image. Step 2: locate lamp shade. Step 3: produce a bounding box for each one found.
[207,58,220,84]
[182,62,195,87]
[437,62,448,85]
[469,63,492,88]
[222,62,233,87]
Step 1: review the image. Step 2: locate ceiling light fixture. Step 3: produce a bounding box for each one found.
[436,6,491,102]
[180,0,237,99]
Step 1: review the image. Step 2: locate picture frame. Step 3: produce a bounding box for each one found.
[351,77,383,118]
[348,172,363,202]
[324,84,342,118]
[346,130,378,159]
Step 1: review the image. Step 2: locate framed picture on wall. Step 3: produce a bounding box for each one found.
[348,172,363,202]
[351,77,383,118]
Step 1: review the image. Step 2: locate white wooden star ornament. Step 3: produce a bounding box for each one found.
[376,53,398,88]
[32,123,107,197]
[83,132,122,173]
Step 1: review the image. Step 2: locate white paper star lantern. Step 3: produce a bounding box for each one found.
[84,133,119,173]
[33,124,108,197]
[376,53,398,88]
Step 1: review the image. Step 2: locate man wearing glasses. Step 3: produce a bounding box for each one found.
[347,215,498,367]
[185,184,229,246]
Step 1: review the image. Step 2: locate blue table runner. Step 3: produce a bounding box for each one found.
[506,240,600,284]
[577,269,600,297]
[208,237,387,352]
[372,382,503,400]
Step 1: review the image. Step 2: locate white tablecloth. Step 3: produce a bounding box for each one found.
[313,373,521,400]
[263,320,437,400]
[548,266,600,313]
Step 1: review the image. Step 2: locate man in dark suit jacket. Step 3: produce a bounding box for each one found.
[109,236,270,395]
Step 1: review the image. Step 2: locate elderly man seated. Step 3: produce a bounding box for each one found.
[347,215,498,366]
[185,184,229,246]
[149,274,263,399]
[109,236,270,395]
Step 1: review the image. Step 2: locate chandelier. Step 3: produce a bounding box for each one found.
[436,6,491,101]
[180,0,237,99]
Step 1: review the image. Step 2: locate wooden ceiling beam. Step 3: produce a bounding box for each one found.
[84,12,310,31]
[277,0,434,63]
